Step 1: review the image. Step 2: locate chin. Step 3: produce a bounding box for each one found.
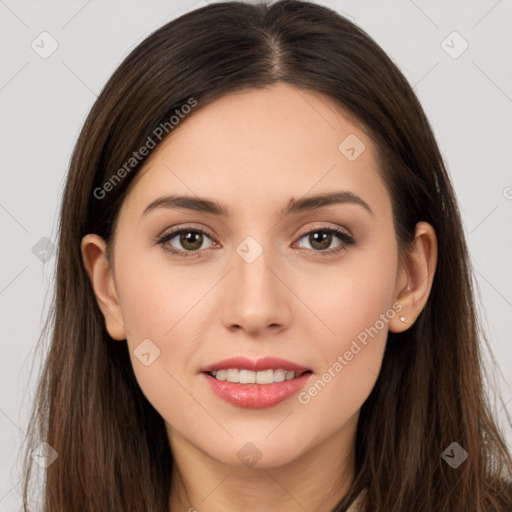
[204,433,312,469]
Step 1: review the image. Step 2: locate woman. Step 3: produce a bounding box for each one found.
[22,1,512,510]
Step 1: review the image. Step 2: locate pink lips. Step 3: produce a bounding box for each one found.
[201,356,312,409]
[200,355,310,374]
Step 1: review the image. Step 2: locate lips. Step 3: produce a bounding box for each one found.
[200,356,313,408]
[200,355,310,374]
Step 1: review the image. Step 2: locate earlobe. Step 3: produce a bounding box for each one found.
[389,222,438,333]
[80,234,127,341]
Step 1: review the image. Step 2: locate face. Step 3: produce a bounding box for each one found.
[87,82,414,469]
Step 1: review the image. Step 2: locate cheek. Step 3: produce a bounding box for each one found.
[295,244,397,423]
[114,244,211,343]
[112,251,209,408]
[304,238,398,350]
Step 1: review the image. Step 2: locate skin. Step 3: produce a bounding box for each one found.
[81,82,437,512]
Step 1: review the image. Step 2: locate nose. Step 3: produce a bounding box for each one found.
[220,242,292,337]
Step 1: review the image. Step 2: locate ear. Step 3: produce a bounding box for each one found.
[80,234,127,340]
[389,221,438,333]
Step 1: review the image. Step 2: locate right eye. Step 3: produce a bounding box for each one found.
[157,227,217,258]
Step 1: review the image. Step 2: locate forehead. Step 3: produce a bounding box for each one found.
[120,83,391,221]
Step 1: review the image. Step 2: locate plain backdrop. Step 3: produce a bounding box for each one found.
[1,0,511,508]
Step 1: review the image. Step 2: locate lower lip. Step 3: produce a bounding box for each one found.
[202,372,312,409]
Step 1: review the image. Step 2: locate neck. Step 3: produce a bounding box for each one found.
[168,413,358,512]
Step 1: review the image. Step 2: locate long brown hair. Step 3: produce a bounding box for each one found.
[22,1,512,510]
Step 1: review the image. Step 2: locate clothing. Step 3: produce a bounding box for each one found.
[345,488,367,512]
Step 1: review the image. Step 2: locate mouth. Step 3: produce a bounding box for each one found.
[200,356,313,407]
[201,368,313,409]
[204,368,312,384]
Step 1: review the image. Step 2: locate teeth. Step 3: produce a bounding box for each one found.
[239,370,256,383]
[273,369,286,382]
[210,369,300,383]
[226,369,239,383]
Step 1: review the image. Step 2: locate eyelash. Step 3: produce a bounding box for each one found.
[156,225,355,259]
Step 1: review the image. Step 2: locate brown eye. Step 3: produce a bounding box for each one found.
[157,225,355,259]
[296,227,354,253]
[179,230,204,251]
[307,231,333,251]
[157,227,215,257]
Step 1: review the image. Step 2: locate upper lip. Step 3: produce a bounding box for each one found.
[201,356,311,374]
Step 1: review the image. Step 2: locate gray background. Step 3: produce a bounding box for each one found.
[1,0,511,508]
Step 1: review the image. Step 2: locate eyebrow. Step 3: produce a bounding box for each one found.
[141,191,374,218]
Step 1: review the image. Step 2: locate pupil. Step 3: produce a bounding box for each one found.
[182,231,202,250]
[311,231,331,250]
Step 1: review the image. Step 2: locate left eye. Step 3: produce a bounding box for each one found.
[157,226,355,257]
[295,228,354,252]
